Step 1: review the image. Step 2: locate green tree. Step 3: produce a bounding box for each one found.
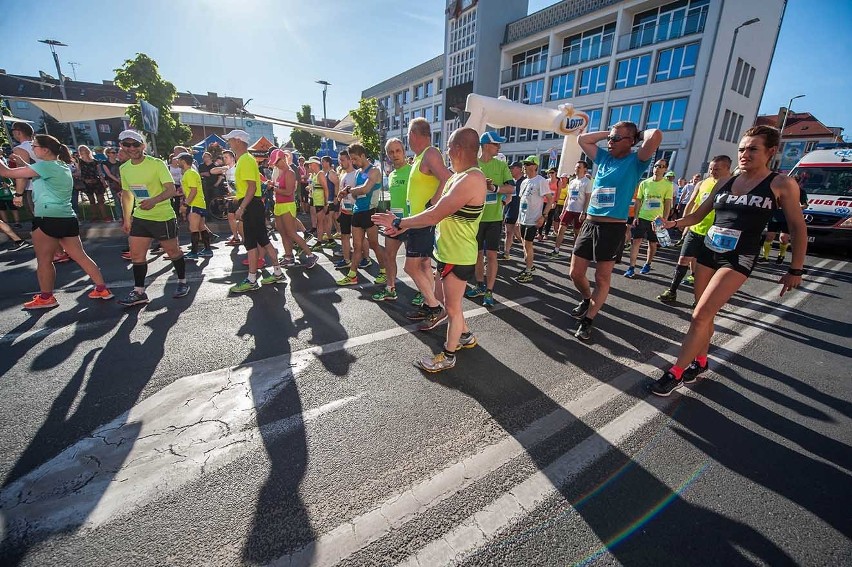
[0,99,12,148]
[113,53,191,156]
[349,98,381,159]
[290,104,321,157]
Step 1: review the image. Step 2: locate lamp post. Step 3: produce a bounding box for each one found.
[776,94,805,170]
[702,17,760,170]
[315,80,331,126]
[38,39,77,148]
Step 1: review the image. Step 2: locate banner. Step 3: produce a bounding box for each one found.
[779,140,806,172]
[140,99,159,134]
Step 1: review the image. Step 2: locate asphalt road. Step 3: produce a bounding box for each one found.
[0,223,849,566]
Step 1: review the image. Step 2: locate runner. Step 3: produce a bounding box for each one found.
[210,150,242,245]
[268,149,318,269]
[515,156,553,283]
[333,149,357,269]
[624,158,673,278]
[100,147,123,221]
[550,160,592,258]
[177,153,212,260]
[223,129,286,292]
[114,130,190,305]
[570,121,662,340]
[658,155,732,305]
[10,122,36,215]
[372,138,410,301]
[464,131,514,306]
[2,134,113,309]
[501,160,524,260]
[335,144,386,286]
[306,156,332,250]
[538,168,560,240]
[373,127,486,372]
[650,126,807,396]
[760,179,807,264]
[321,156,340,246]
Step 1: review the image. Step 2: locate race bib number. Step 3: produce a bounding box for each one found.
[130,185,150,199]
[704,226,742,253]
[569,190,580,200]
[342,200,354,212]
[390,207,404,219]
[485,192,499,204]
[644,198,662,210]
[520,201,528,212]
[590,187,615,208]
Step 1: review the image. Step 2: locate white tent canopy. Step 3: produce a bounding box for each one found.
[12,96,131,123]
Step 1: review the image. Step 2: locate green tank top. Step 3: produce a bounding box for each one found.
[311,173,325,206]
[689,178,718,236]
[407,147,440,216]
[388,163,411,218]
[434,166,484,266]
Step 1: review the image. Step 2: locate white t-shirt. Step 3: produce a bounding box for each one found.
[518,175,552,225]
[564,176,593,213]
[14,140,39,192]
[339,169,357,213]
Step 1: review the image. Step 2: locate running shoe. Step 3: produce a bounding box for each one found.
[547,250,560,258]
[371,288,398,301]
[570,299,590,319]
[332,232,342,239]
[88,288,114,300]
[410,292,424,307]
[465,283,486,299]
[405,306,429,320]
[119,290,149,306]
[498,252,511,261]
[121,251,132,261]
[482,290,495,307]
[333,258,351,269]
[358,257,373,269]
[225,237,241,246]
[684,274,695,285]
[302,255,319,269]
[681,360,708,384]
[640,263,652,275]
[241,258,266,268]
[775,255,785,265]
[515,270,533,283]
[419,308,448,331]
[281,256,297,267]
[24,294,58,310]
[310,242,324,252]
[336,274,359,286]
[415,351,456,372]
[657,289,677,303]
[322,240,336,249]
[375,271,388,285]
[455,332,478,350]
[756,256,768,263]
[623,266,635,278]
[574,319,592,341]
[230,279,260,293]
[10,239,32,250]
[200,248,214,258]
[173,282,191,298]
[260,272,286,285]
[649,371,683,397]
[184,252,200,260]
[53,252,71,263]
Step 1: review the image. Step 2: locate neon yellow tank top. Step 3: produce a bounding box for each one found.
[689,178,718,236]
[407,147,440,216]
[311,173,325,207]
[434,167,484,266]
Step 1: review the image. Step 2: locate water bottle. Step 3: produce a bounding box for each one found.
[653,217,672,247]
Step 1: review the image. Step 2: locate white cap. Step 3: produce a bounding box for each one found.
[222,129,250,143]
[118,129,145,144]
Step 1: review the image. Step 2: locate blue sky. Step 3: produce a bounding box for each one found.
[4,0,851,141]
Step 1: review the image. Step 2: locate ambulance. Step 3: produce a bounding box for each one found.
[788,148,852,252]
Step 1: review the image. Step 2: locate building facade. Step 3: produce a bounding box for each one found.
[755,110,844,172]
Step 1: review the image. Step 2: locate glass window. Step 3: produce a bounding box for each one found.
[510,44,549,81]
[425,81,433,97]
[522,79,544,104]
[501,85,520,102]
[15,100,29,109]
[587,108,603,132]
[424,106,433,122]
[614,54,651,89]
[499,126,517,143]
[646,97,688,130]
[630,0,709,49]
[549,72,575,101]
[578,64,609,96]
[434,104,442,122]
[654,42,699,82]
[608,104,643,127]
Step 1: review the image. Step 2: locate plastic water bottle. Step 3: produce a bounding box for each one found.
[653,217,672,247]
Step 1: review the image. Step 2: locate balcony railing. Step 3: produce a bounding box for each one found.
[550,38,613,71]
[500,58,548,83]
[617,10,707,52]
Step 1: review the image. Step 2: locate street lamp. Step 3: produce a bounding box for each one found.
[776,94,806,170]
[38,38,78,147]
[315,80,331,126]
[702,17,760,169]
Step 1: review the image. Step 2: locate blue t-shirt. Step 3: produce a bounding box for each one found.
[587,148,652,220]
[353,165,380,213]
[30,160,75,218]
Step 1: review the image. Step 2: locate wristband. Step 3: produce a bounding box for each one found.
[14,193,24,197]
[787,268,805,276]
[392,217,402,230]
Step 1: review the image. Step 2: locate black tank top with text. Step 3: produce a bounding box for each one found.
[711,172,778,252]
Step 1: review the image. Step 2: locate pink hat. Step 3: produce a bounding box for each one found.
[267,148,285,165]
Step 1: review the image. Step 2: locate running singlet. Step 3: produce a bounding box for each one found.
[234,153,262,199]
[120,156,177,221]
[689,178,718,236]
[339,170,357,214]
[407,147,440,216]
[353,165,380,213]
[478,157,512,222]
[587,148,652,220]
[433,167,484,266]
[637,178,673,221]
[325,170,336,203]
[29,159,74,218]
[311,173,325,207]
[274,168,294,204]
[181,168,206,208]
[707,173,778,254]
[388,163,411,218]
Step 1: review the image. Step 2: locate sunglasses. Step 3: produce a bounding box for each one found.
[606,135,627,142]
[654,164,667,168]
[522,162,535,166]
[121,141,142,148]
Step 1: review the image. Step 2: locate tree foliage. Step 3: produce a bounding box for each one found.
[290,104,321,158]
[350,98,380,159]
[113,53,191,156]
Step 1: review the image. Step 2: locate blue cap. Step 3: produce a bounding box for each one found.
[479,131,506,145]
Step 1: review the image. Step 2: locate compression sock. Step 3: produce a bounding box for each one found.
[670,265,689,292]
[190,231,200,253]
[132,263,148,289]
[172,256,186,280]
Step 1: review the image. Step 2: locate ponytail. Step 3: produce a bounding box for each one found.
[34,134,72,163]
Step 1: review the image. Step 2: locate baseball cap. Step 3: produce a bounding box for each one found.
[522,155,539,166]
[267,148,285,165]
[665,171,675,178]
[305,156,321,165]
[118,129,145,144]
[509,161,523,169]
[222,129,250,143]
[479,131,506,145]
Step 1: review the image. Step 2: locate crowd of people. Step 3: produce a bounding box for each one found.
[1,117,808,392]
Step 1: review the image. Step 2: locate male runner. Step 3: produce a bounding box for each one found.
[624,158,673,278]
[10,122,36,215]
[372,138,410,301]
[515,156,553,283]
[501,160,524,260]
[550,160,592,257]
[117,130,190,305]
[373,127,486,372]
[177,153,212,259]
[333,150,357,269]
[464,131,514,306]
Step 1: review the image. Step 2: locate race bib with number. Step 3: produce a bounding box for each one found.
[131,185,150,199]
[520,201,528,212]
[590,187,615,208]
[569,190,580,200]
[485,192,499,204]
[704,226,742,253]
[644,198,662,210]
